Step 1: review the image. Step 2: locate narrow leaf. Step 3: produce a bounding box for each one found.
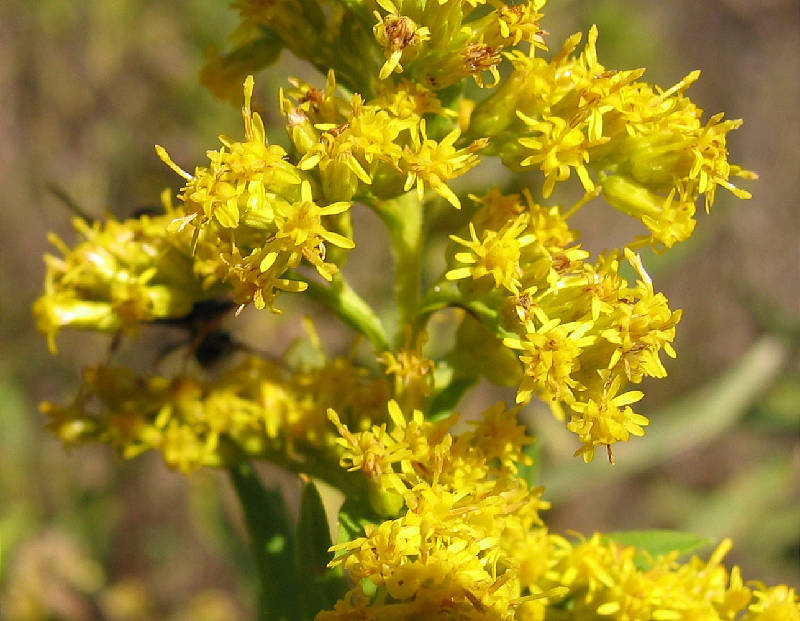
[337,496,377,547]
[296,479,347,617]
[606,529,712,569]
[228,462,301,621]
[518,440,542,489]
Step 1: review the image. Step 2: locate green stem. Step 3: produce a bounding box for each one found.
[375,192,423,348]
[228,461,301,621]
[303,274,390,351]
[419,279,516,340]
[255,444,367,502]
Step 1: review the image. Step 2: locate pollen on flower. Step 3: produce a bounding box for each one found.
[44,351,390,473]
[462,42,503,87]
[373,4,431,80]
[471,24,753,248]
[379,332,435,408]
[444,187,681,457]
[323,397,551,616]
[567,376,648,462]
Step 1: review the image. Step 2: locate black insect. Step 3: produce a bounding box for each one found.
[154,298,241,369]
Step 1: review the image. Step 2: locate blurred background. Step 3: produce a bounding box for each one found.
[1,0,798,618]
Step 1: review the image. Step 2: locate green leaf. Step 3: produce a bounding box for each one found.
[188,474,251,572]
[518,440,541,489]
[228,462,301,621]
[680,454,796,543]
[335,494,383,598]
[747,375,800,429]
[296,480,347,617]
[428,375,476,421]
[605,529,712,569]
[337,495,379,547]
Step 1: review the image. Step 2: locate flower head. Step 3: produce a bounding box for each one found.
[402,121,488,208]
[33,213,206,353]
[158,77,356,310]
[447,215,536,295]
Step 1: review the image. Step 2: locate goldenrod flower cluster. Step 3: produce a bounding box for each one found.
[32,211,210,353]
[157,76,356,311]
[32,0,795,619]
[205,0,547,101]
[281,70,487,209]
[42,354,388,474]
[542,537,800,621]
[324,400,550,616]
[447,188,680,460]
[322,403,798,620]
[469,26,755,248]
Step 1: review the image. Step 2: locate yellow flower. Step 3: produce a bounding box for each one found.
[467,402,532,473]
[481,0,547,48]
[744,584,800,620]
[281,70,350,134]
[42,351,389,475]
[33,214,205,353]
[470,26,752,248]
[402,120,488,209]
[372,0,431,80]
[373,79,452,120]
[503,313,596,405]
[379,331,435,408]
[596,249,681,382]
[517,113,599,198]
[273,179,355,276]
[157,76,302,232]
[545,536,763,620]
[460,41,504,88]
[461,188,580,296]
[567,375,648,462]
[158,77,358,310]
[447,215,536,295]
[296,93,413,201]
[325,398,548,618]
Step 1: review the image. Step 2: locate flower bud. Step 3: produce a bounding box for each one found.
[320,154,362,203]
[367,472,406,517]
[468,73,524,138]
[282,99,321,155]
[33,296,120,352]
[600,173,663,219]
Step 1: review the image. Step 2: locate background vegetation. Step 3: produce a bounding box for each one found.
[1,0,797,618]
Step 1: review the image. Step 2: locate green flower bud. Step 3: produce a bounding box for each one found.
[145,285,197,320]
[468,73,525,138]
[320,154,362,203]
[33,296,120,352]
[285,109,321,155]
[600,173,663,219]
[367,472,406,517]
